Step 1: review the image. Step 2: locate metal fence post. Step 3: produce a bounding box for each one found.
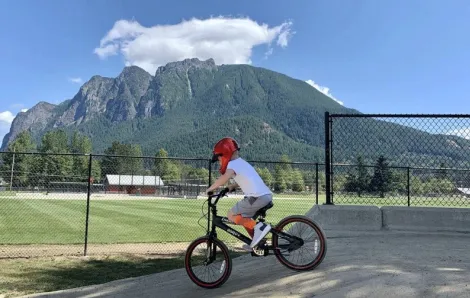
[325,112,333,204]
[407,167,411,207]
[315,162,319,205]
[84,154,93,256]
[207,159,212,187]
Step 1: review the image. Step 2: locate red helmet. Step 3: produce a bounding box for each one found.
[211,137,240,174]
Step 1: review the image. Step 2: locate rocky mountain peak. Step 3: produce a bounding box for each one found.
[155,58,217,74]
[118,65,153,80]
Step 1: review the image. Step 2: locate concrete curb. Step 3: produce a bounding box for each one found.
[305,204,382,231]
[305,204,470,234]
[382,206,470,233]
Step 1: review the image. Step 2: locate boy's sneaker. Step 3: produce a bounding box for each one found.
[250,222,271,248]
[242,244,252,252]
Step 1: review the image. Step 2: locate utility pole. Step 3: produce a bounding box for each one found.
[9,145,16,192]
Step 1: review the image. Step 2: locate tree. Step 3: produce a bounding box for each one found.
[273,164,288,193]
[437,162,448,180]
[390,169,407,195]
[355,156,370,196]
[153,148,181,182]
[33,130,74,188]
[255,167,273,188]
[0,131,36,188]
[410,175,424,195]
[279,155,295,189]
[369,155,392,198]
[101,141,144,176]
[184,166,209,184]
[344,156,370,197]
[344,156,370,196]
[69,131,101,182]
[317,171,326,192]
[291,169,305,192]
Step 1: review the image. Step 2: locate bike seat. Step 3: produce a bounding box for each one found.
[252,201,274,220]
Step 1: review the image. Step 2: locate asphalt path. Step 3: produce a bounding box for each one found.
[24,231,470,298]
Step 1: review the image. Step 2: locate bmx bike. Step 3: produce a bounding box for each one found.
[184,188,328,289]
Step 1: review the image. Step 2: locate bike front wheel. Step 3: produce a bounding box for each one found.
[184,235,232,289]
[271,215,327,271]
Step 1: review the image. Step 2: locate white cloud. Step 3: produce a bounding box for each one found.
[68,77,83,84]
[21,109,28,113]
[94,16,294,74]
[446,128,470,140]
[305,79,344,106]
[0,111,15,124]
[0,111,15,144]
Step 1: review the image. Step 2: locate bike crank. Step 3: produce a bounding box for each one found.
[250,239,269,257]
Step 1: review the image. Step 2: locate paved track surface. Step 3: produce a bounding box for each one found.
[24,231,470,298]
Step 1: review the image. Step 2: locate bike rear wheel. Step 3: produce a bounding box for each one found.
[184,236,232,289]
[271,215,327,271]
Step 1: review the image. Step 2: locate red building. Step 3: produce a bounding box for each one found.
[104,174,165,195]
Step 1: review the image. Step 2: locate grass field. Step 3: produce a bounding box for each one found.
[0,252,247,297]
[0,196,317,247]
[1,192,469,248]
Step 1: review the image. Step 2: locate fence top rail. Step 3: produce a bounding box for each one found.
[0,150,328,165]
[332,163,470,172]
[329,113,470,118]
[246,160,324,166]
[0,151,210,161]
[0,151,326,166]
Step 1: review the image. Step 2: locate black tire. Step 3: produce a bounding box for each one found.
[184,236,232,289]
[271,215,327,271]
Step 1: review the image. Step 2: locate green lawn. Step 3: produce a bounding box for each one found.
[0,252,246,298]
[0,196,317,246]
[0,193,468,246]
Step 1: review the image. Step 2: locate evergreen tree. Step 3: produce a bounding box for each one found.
[437,162,448,180]
[69,131,101,182]
[31,130,74,189]
[369,155,392,198]
[273,165,288,193]
[291,169,305,192]
[153,148,181,182]
[101,141,144,176]
[344,156,370,196]
[0,131,36,188]
[255,167,274,189]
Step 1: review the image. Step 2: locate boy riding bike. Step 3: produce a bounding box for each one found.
[206,137,273,251]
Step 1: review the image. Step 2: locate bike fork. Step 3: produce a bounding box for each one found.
[204,232,218,265]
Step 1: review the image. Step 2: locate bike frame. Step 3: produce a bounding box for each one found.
[206,192,253,245]
[205,191,303,252]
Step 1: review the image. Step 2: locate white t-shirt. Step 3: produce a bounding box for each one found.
[226,158,272,197]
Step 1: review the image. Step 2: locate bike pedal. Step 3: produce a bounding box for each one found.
[250,251,260,257]
[251,249,264,257]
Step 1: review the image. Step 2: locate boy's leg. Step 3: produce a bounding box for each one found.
[229,194,273,248]
[227,210,255,238]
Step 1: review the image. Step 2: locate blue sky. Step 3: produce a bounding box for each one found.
[1,0,469,142]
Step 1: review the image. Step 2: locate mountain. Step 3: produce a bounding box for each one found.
[2,58,469,168]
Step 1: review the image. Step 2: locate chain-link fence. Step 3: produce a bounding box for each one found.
[85,154,210,257]
[3,113,470,259]
[0,151,323,258]
[0,151,89,258]
[325,113,470,207]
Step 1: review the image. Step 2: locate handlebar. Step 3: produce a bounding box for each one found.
[207,187,233,205]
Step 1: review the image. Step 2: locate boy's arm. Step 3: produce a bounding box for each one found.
[206,169,235,193]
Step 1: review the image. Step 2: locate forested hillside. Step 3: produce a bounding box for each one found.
[2,58,469,169]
